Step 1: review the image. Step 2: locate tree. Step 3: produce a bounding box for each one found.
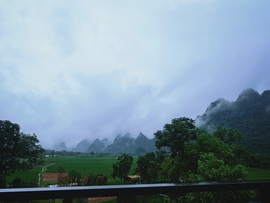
[11,177,25,188]
[155,118,253,202]
[0,120,44,183]
[213,127,243,145]
[154,117,197,182]
[195,128,248,181]
[136,152,160,183]
[155,117,197,158]
[111,153,133,182]
[68,170,82,185]
[198,152,247,182]
[57,166,68,186]
[83,174,108,185]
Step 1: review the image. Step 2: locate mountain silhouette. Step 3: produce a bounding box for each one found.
[196,88,270,154]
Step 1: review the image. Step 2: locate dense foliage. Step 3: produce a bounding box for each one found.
[111,153,133,182]
[136,118,251,184]
[197,89,270,154]
[0,120,44,187]
[136,152,161,183]
[135,117,259,202]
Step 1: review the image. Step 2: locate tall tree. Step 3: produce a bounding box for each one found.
[136,152,160,183]
[154,117,197,182]
[155,117,197,158]
[154,119,252,202]
[111,153,133,182]
[0,120,44,184]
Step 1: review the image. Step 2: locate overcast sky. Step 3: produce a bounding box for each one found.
[1,0,270,148]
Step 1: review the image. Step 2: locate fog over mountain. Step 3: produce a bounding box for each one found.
[1,1,270,148]
[54,88,269,155]
[55,132,156,155]
[196,88,270,154]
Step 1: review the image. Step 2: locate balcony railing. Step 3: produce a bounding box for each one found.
[0,181,269,202]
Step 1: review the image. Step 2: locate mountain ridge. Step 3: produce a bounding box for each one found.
[54,88,270,155]
[54,132,156,155]
[196,88,270,154]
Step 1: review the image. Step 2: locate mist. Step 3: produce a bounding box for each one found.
[1,1,270,148]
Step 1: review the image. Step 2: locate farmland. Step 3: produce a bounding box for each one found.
[43,155,138,185]
[6,156,269,187]
[246,168,270,180]
[6,166,42,187]
[46,156,120,174]
[7,156,138,186]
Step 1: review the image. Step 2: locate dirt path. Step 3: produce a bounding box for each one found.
[39,167,116,202]
[38,163,55,186]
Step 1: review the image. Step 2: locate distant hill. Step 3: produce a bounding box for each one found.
[104,133,134,154]
[54,89,269,155]
[62,132,156,155]
[87,138,109,153]
[196,88,270,154]
[104,132,156,155]
[72,139,91,152]
[54,142,69,151]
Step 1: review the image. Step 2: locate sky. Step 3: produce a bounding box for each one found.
[1,0,270,148]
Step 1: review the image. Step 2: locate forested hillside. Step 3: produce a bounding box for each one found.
[196,88,270,154]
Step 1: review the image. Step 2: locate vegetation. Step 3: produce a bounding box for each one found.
[197,89,270,154]
[155,117,198,182]
[0,120,44,187]
[1,116,270,202]
[47,156,118,174]
[40,156,137,185]
[4,153,270,202]
[153,117,269,184]
[134,117,267,202]
[111,153,133,182]
[43,156,134,185]
[6,166,42,187]
[247,168,270,180]
[136,152,161,183]
[7,155,269,183]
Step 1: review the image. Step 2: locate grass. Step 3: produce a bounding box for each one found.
[46,156,138,174]
[247,168,270,180]
[42,155,138,185]
[46,156,119,175]
[6,166,42,187]
[6,156,269,187]
[4,158,269,203]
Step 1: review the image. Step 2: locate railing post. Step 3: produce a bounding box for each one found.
[63,197,73,203]
[260,188,270,203]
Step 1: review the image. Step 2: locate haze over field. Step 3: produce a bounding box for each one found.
[1,0,270,148]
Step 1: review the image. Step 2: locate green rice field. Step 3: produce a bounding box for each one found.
[7,166,42,186]
[7,156,138,186]
[43,155,138,185]
[246,168,270,180]
[46,156,123,176]
[6,156,269,187]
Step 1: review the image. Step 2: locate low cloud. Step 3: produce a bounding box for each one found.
[0,1,270,148]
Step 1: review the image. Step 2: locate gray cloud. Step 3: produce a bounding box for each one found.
[1,0,270,148]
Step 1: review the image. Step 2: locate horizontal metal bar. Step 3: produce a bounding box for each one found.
[0,181,269,201]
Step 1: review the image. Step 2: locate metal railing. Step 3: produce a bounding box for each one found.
[0,181,269,202]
